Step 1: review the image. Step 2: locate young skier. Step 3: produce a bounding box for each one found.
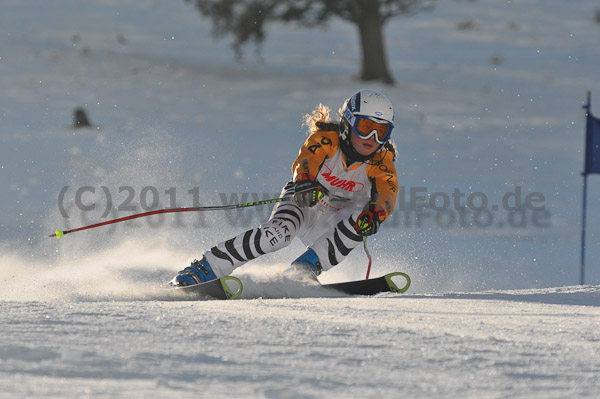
[172,89,398,286]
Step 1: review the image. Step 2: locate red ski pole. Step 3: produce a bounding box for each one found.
[49,196,291,239]
[363,237,372,279]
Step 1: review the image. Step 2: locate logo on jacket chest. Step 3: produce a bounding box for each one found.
[320,164,365,193]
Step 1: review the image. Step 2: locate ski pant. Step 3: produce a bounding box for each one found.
[204,181,367,278]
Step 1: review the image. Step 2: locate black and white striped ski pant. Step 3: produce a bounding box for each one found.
[204,182,367,277]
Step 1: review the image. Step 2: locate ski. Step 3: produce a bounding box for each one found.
[166,272,408,300]
[321,272,411,296]
[173,276,243,300]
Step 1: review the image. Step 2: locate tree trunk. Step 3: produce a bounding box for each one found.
[356,8,395,85]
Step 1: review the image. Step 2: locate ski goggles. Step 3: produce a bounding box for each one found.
[344,109,394,144]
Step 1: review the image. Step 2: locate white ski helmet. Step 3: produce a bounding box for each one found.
[339,89,395,162]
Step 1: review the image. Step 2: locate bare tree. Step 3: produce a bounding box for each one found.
[186,0,436,84]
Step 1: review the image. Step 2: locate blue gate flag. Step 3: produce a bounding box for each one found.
[584,107,600,175]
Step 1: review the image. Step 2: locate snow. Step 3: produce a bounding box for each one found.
[2,0,600,397]
[2,293,600,398]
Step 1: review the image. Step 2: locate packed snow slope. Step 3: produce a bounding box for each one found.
[2,0,600,397]
[1,292,600,399]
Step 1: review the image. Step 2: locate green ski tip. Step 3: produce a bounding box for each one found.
[385,272,411,293]
[220,276,243,300]
[55,230,65,239]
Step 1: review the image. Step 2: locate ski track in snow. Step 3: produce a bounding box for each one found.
[1,256,600,398]
[2,245,599,398]
[1,294,599,398]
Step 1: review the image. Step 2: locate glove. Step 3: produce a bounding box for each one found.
[294,173,324,207]
[354,202,386,236]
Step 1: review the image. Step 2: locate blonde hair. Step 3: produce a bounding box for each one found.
[303,104,335,134]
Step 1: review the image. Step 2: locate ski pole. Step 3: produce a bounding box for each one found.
[363,237,372,279]
[49,196,292,239]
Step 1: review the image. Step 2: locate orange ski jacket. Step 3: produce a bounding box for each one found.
[292,129,398,220]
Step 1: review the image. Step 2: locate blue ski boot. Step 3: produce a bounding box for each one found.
[290,248,323,280]
[173,257,217,286]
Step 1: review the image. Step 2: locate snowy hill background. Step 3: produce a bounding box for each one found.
[3,0,600,291]
[1,1,600,397]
